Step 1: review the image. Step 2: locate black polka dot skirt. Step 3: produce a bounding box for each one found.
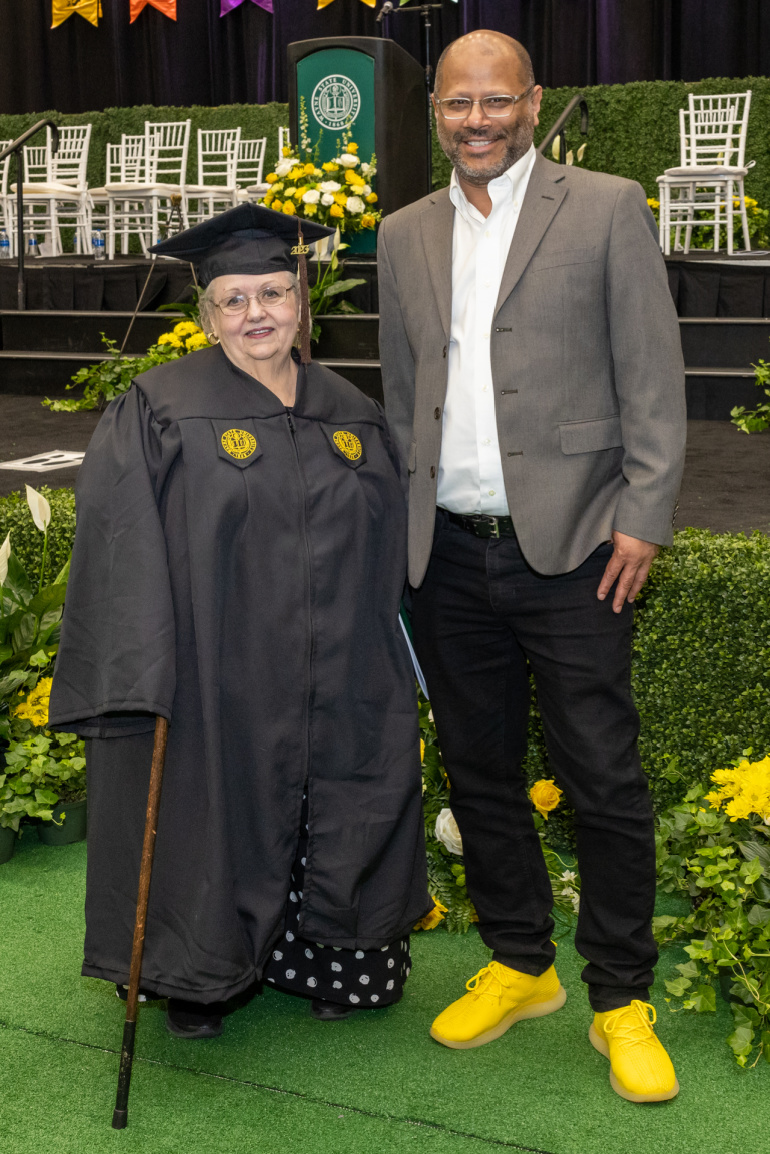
[262,796,411,1008]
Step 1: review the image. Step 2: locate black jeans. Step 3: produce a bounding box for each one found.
[411,509,657,1012]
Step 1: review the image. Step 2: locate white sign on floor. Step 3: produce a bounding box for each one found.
[0,450,85,472]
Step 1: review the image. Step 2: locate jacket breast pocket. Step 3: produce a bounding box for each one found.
[529,245,597,273]
[559,415,622,455]
[212,419,263,469]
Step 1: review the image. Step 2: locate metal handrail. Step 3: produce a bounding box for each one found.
[538,93,589,163]
[0,119,60,310]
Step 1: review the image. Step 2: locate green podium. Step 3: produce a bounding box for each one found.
[287,37,430,253]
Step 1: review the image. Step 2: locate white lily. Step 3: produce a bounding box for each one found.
[26,484,51,533]
[0,533,10,585]
[577,142,587,162]
[566,150,574,166]
[551,137,561,162]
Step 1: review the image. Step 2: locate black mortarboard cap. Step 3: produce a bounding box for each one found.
[149,203,335,287]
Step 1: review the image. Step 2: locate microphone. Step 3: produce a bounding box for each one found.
[376,1,394,23]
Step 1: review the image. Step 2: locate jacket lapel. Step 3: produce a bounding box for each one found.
[419,189,454,339]
[494,154,567,316]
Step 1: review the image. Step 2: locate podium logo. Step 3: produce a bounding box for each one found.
[311,75,361,131]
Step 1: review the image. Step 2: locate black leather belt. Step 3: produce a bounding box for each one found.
[444,511,516,539]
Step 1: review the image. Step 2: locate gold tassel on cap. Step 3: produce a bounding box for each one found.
[291,222,312,366]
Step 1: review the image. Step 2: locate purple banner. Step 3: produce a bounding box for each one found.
[220,0,273,14]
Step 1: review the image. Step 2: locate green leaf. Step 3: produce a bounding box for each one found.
[27,584,67,618]
[2,553,33,605]
[683,984,717,1013]
[11,612,37,653]
[747,903,770,927]
[0,669,28,698]
[665,977,693,997]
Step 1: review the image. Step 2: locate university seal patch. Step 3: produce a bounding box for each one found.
[221,428,257,459]
[332,430,362,461]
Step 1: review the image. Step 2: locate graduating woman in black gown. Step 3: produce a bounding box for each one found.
[49,205,430,1037]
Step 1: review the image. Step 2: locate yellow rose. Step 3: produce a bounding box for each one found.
[529,778,563,820]
[272,199,283,211]
[304,203,318,216]
[283,201,296,215]
[333,191,348,205]
[365,192,378,204]
[266,173,278,183]
[350,184,366,196]
[284,187,297,199]
[322,161,339,172]
[263,192,274,206]
[344,170,359,185]
[329,204,344,218]
[347,142,359,153]
[304,162,316,175]
[414,898,447,931]
[361,213,376,229]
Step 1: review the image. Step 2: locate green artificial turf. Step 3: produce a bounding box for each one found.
[1,834,768,1154]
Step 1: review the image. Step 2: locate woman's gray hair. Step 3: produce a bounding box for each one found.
[199,270,299,335]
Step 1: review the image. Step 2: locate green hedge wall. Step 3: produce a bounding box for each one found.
[3,74,768,210]
[432,75,770,205]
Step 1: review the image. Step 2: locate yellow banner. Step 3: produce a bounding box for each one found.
[317,0,375,9]
[130,0,177,21]
[51,0,102,27]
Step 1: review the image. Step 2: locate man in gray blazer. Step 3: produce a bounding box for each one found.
[378,31,686,1102]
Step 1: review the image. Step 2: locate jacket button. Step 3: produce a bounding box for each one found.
[430,466,436,478]
[434,407,441,419]
[442,346,447,358]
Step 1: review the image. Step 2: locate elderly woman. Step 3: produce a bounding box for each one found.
[49,204,429,1038]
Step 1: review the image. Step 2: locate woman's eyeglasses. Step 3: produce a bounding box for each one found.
[215,285,297,315]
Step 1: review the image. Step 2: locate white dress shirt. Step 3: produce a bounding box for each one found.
[436,144,537,515]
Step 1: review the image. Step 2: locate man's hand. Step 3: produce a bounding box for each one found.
[597,531,660,614]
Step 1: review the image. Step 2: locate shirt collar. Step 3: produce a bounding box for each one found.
[449,144,536,224]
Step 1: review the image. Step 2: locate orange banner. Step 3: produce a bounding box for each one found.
[317,0,375,9]
[51,0,102,27]
[130,0,177,21]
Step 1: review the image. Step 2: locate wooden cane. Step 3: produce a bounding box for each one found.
[112,715,170,1130]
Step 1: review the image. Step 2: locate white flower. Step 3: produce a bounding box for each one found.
[577,142,587,162]
[435,808,463,855]
[321,193,335,207]
[345,196,365,215]
[25,485,51,533]
[275,159,293,177]
[362,184,371,197]
[338,153,359,168]
[302,189,320,205]
[0,533,10,585]
[318,180,341,193]
[359,162,372,176]
[560,870,577,884]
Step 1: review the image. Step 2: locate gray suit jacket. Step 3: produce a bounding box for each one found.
[378,153,686,588]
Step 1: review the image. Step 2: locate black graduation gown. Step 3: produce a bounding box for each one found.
[48,345,430,1002]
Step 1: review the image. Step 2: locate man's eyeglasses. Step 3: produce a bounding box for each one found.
[434,88,534,120]
[214,285,297,315]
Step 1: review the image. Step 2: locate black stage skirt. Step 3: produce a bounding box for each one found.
[263,796,411,1007]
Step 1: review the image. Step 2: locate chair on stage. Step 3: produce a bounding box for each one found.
[236,137,268,202]
[103,120,191,258]
[184,128,242,225]
[0,141,14,254]
[9,125,92,255]
[656,92,754,256]
[278,125,291,156]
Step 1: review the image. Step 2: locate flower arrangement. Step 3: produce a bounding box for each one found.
[417,694,580,932]
[654,752,770,1068]
[44,320,210,413]
[259,103,380,237]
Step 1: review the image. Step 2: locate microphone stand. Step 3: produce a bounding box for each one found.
[377,1,445,193]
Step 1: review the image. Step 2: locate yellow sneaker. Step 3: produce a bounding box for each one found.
[430,961,566,1050]
[589,1000,679,1102]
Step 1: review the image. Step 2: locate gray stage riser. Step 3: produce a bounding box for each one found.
[0,311,185,357]
[679,319,770,368]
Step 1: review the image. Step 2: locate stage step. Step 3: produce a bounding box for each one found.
[0,310,185,356]
[679,318,770,368]
[685,368,763,420]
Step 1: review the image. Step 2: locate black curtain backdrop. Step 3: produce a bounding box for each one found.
[2,0,770,115]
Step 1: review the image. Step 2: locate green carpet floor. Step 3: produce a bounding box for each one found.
[1,835,768,1154]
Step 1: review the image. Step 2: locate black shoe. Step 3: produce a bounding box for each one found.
[310,998,357,1021]
[166,997,224,1039]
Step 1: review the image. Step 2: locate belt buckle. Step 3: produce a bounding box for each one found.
[487,516,500,539]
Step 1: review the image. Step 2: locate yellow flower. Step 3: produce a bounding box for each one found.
[185,332,209,351]
[266,173,279,184]
[263,192,274,206]
[304,203,318,217]
[704,790,724,810]
[708,756,770,822]
[173,321,200,336]
[344,170,359,185]
[284,187,297,199]
[282,201,296,215]
[414,898,447,931]
[296,186,309,199]
[333,191,348,205]
[14,677,54,729]
[529,778,563,820]
[361,213,377,229]
[156,332,183,348]
[350,184,366,196]
[272,199,283,212]
[347,142,359,153]
[289,168,304,182]
[304,162,316,175]
[322,161,339,172]
[646,198,660,210]
[365,192,378,204]
[282,146,293,157]
[420,739,425,763]
[329,204,344,218]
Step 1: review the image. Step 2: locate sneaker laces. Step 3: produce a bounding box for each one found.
[464,963,507,1004]
[603,1000,657,1046]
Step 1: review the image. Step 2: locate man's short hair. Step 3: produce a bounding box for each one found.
[433,33,535,97]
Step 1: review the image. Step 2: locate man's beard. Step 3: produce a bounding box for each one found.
[437,113,535,185]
